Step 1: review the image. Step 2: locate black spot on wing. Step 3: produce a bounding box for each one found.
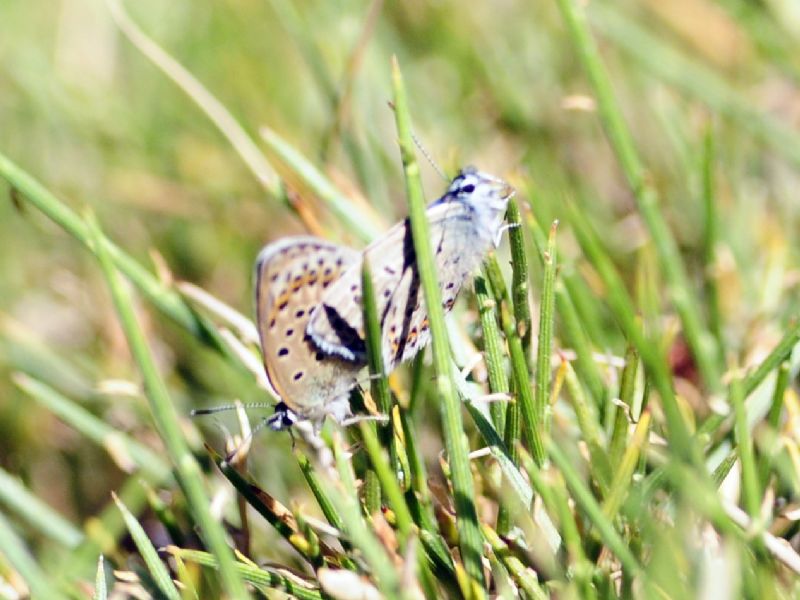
[319,304,366,359]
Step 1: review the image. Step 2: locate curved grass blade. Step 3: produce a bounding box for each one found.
[86,212,249,599]
[391,56,486,590]
[555,0,723,394]
[113,492,181,600]
[166,547,324,600]
[0,511,67,599]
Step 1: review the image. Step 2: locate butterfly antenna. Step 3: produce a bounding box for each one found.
[191,402,275,417]
[412,133,448,182]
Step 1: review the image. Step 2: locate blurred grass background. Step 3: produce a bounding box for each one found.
[1,0,800,597]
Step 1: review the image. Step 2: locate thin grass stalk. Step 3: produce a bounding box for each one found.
[517,446,574,548]
[0,153,232,358]
[731,376,761,519]
[712,452,739,489]
[361,258,403,488]
[566,200,697,464]
[209,448,339,569]
[358,424,414,539]
[591,3,800,168]
[554,0,723,393]
[0,511,67,599]
[359,423,439,600]
[292,451,340,527]
[760,362,791,487]
[474,274,514,533]
[698,320,800,436]
[547,442,645,580]
[608,346,639,466]
[0,465,84,549]
[94,556,107,600]
[113,493,181,600]
[602,411,651,521]
[144,482,186,549]
[562,361,611,491]
[106,0,279,195]
[168,552,198,600]
[14,374,172,483]
[527,214,606,406]
[397,409,429,506]
[481,525,548,600]
[467,406,537,513]
[260,127,379,242]
[474,276,510,433]
[507,200,532,357]
[549,484,597,600]
[166,547,324,600]
[332,436,404,599]
[86,214,249,599]
[701,125,724,352]
[363,471,381,515]
[396,411,454,580]
[485,258,544,465]
[534,221,558,431]
[391,57,485,591]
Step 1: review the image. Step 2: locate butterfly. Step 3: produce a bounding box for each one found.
[254,167,515,429]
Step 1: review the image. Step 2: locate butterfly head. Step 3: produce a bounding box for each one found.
[439,166,515,243]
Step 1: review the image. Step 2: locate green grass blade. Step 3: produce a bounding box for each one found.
[0,152,231,357]
[294,450,345,532]
[609,346,639,466]
[391,57,485,590]
[698,320,800,436]
[562,360,611,491]
[106,0,279,196]
[485,257,544,465]
[85,213,250,599]
[481,525,548,600]
[555,0,722,393]
[14,374,172,483]
[701,125,724,352]
[332,436,404,599]
[0,511,67,599]
[731,376,760,519]
[591,3,800,168]
[0,465,84,549]
[166,547,324,600]
[566,199,697,463]
[547,441,644,581]
[507,200,532,357]
[474,275,510,433]
[260,127,379,242]
[527,213,606,406]
[602,411,651,521]
[113,492,181,600]
[534,221,558,432]
[94,555,107,600]
[208,447,336,569]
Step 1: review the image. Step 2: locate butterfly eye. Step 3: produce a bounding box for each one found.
[461,184,475,194]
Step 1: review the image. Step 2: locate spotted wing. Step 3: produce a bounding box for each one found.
[307,201,486,373]
[254,236,363,419]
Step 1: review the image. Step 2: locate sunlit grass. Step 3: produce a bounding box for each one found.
[1,0,799,598]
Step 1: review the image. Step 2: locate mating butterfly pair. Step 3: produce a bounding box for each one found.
[254,167,514,430]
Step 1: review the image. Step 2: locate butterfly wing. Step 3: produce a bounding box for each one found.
[308,201,488,372]
[255,236,363,420]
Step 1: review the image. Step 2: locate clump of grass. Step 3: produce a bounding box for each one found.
[1,0,800,598]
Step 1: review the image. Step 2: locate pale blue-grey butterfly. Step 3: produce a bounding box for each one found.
[255,167,514,429]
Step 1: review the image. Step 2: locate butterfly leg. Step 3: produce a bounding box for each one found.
[494,222,521,247]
